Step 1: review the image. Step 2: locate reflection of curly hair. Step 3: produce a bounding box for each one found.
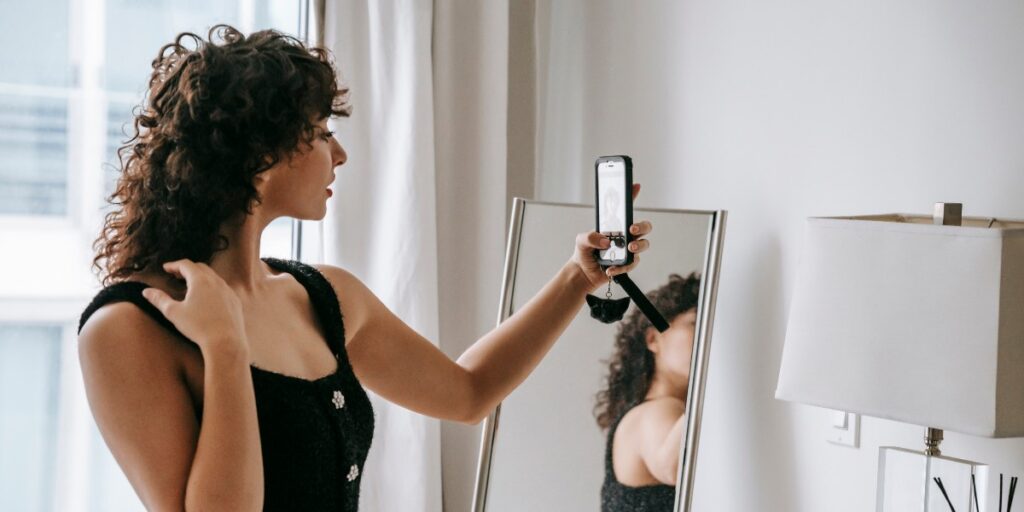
[594,272,702,431]
[91,24,350,286]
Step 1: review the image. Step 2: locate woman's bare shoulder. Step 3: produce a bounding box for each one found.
[310,263,372,342]
[634,397,686,415]
[619,397,687,433]
[79,271,191,370]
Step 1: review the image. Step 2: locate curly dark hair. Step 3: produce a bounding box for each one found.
[593,272,702,431]
[91,24,350,286]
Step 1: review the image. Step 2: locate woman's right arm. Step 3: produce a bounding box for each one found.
[79,261,263,511]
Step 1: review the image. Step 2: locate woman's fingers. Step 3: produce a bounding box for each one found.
[632,183,641,200]
[571,220,650,289]
[140,287,175,314]
[162,258,212,285]
[620,253,641,275]
[606,253,640,277]
[629,220,652,237]
[142,259,202,313]
[580,230,611,250]
[628,239,650,253]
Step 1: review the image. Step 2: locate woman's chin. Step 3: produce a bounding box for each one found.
[292,208,328,222]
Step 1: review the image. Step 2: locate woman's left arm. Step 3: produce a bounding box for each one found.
[315,259,587,424]
[317,186,650,424]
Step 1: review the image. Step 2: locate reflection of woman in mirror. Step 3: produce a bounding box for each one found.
[594,272,701,511]
[600,188,625,261]
[600,186,623,233]
[75,25,656,511]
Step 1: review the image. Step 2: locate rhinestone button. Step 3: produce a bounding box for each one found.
[346,464,360,482]
[332,390,345,409]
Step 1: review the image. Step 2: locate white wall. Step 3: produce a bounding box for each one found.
[531,1,1024,510]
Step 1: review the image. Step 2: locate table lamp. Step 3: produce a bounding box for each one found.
[776,203,1024,512]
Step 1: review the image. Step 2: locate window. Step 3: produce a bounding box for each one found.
[0,0,70,216]
[0,1,309,509]
[0,325,62,511]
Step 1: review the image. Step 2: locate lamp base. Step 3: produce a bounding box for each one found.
[876,447,988,512]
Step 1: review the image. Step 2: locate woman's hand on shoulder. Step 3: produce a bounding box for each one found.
[569,183,653,294]
[141,259,249,356]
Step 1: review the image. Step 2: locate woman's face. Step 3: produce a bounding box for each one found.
[647,308,698,381]
[258,116,347,221]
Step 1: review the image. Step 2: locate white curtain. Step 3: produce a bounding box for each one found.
[323,2,443,511]
[320,0,512,510]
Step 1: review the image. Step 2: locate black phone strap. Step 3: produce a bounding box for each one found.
[614,273,670,332]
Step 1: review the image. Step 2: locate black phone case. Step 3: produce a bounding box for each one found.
[594,155,633,267]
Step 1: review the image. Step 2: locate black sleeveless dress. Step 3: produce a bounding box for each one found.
[76,257,375,511]
[600,401,676,512]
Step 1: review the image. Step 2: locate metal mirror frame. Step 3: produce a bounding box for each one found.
[471,198,727,512]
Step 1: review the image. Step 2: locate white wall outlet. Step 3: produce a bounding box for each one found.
[827,410,860,448]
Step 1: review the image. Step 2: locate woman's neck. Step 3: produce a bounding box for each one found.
[645,369,688,402]
[207,211,276,297]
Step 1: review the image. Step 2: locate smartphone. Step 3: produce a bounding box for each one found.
[594,155,633,267]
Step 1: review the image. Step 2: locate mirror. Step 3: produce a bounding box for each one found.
[472,199,726,512]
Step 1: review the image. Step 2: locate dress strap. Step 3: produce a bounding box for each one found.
[78,259,349,362]
[604,402,632,474]
[261,257,347,360]
[77,281,194,346]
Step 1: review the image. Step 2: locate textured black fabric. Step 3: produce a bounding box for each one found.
[77,257,375,511]
[600,401,676,512]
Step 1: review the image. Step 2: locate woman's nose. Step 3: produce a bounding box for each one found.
[332,138,347,167]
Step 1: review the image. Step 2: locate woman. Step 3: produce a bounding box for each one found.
[594,272,701,512]
[75,25,653,511]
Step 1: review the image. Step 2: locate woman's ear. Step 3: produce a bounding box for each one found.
[645,326,660,354]
[253,166,274,194]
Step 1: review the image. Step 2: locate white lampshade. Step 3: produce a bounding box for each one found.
[776,213,1024,438]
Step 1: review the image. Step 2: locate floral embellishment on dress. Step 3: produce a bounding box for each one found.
[347,464,360,482]
[332,390,345,409]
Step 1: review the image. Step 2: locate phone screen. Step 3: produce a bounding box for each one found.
[597,158,628,263]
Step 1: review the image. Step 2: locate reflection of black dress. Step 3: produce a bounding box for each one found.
[600,400,676,512]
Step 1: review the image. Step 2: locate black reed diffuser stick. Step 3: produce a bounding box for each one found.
[1008,476,1018,512]
[1003,474,1005,512]
[973,474,980,512]
[934,477,957,512]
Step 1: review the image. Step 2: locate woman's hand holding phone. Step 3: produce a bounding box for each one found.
[570,183,652,294]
